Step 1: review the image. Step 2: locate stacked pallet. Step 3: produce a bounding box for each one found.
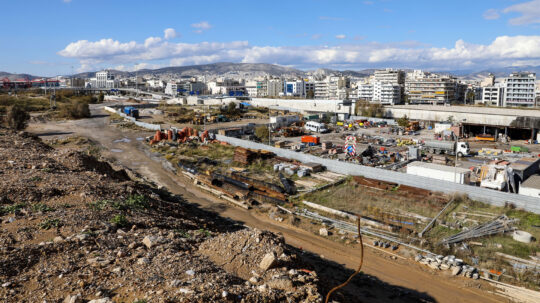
[234,147,257,165]
[233,147,274,165]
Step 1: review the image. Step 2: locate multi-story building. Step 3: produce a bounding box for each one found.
[165,82,178,96]
[373,81,401,105]
[503,72,536,107]
[314,80,329,99]
[304,80,315,98]
[256,80,268,97]
[95,70,117,88]
[482,85,504,107]
[357,83,373,101]
[481,74,495,87]
[407,77,456,104]
[267,79,283,97]
[284,80,304,97]
[374,68,405,85]
[245,80,258,97]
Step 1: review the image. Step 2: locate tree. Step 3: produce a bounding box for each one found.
[5,104,30,130]
[397,115,409,127]
[98,92,105,102]
[255,125,269,142]
[306,90,314,99]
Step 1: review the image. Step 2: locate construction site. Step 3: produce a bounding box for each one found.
[2,96,538,303]
[135,100,540,299]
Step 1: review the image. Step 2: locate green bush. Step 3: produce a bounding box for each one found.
[110,214,129,227]
[58,100,90,119]
[5,104,30,130]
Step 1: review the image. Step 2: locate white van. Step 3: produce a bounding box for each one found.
[305,121,328,133]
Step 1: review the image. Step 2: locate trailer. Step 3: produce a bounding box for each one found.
[423,140,470,156]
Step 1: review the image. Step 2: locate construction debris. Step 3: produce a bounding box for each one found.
[440,215,517,244]
[233,147,274,165]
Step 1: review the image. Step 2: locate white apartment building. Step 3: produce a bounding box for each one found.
[314,75,347,99]
[504,72,536,107]
[245,80,258,97]
[165,82,178,96]
[95,70,117,88]
[267,79,283,97]
[314,80,329,99]
[482,84,504,107]
[357,83,373,101]
[373,81,401,105]
[146,79,164,88]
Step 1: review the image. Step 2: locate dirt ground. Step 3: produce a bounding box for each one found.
[25,102,512,303]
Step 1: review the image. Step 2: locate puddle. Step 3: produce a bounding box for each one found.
[111,149,123,153]
[113,138,131,143]
[136,137,144,141]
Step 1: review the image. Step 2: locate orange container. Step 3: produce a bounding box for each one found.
[301,135,320,144]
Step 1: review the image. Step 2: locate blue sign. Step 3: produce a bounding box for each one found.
[286,84,294,93]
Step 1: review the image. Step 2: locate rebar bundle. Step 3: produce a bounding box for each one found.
[440,215,516,244]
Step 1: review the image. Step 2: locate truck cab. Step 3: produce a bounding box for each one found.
[456,141,470,157]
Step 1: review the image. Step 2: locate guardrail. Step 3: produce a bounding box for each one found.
[215,134,540,214]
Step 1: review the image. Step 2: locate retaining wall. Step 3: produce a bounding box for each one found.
[216,134,540,214]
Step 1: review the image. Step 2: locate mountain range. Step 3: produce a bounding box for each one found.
[2,62,540,81]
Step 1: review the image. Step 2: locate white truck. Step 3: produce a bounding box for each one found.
[423,140,470,157]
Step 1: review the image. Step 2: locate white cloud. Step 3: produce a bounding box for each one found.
[58,33,540,71]
[191,21,212,33]
[483,8,500,20]
[502,0,540,25]
[311,34,322,40]
[164,28,178,39]
[335,34,346,39]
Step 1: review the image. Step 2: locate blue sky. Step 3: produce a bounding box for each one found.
[1,0,540,76]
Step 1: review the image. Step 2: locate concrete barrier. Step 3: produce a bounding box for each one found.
[216,134,540,214]
[103,106,161,131]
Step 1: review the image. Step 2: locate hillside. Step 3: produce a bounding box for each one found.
[0,129,324,302]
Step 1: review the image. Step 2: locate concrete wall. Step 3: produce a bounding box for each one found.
[216,134,540,214]
[384,105,540,128]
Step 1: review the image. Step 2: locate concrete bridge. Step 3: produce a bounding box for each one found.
[384,105,540,132]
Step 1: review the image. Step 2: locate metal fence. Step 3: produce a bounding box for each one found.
[216,135,540,214]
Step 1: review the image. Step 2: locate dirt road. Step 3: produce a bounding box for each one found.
[27,103,507,303]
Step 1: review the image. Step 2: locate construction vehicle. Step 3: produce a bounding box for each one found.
[423,140,470,157]
[192,115,204,125]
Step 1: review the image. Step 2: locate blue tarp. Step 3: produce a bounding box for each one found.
[240,102,251,106]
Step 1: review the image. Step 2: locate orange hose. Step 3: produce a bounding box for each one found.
[325,214,364,303]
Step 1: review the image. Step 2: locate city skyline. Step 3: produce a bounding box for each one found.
[2,0,540,76]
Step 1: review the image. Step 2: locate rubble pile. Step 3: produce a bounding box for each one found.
[415,254,480,279]
[0,129,324,302]
[199,229,322,302]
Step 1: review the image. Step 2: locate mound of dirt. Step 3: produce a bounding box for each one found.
[0,129,324,303]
